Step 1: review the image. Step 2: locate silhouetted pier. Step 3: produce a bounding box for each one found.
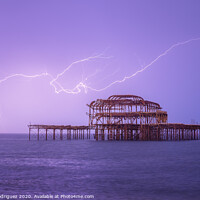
[28,95,200,141]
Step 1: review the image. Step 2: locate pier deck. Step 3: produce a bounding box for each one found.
[28,123,200,141]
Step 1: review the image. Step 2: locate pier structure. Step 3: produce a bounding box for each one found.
[28,95,200,141]
[87,95,200,141]
[28,125,90,141]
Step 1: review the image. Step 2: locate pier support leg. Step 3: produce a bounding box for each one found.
[53,129,55,140]
[95,128,98,141]
[46,129,48,141]
[124,126,127,140]
[102,129,105,140]
[37,128,39,141]
[116,129,120,141]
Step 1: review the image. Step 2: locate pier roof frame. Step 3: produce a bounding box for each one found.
[87,95,162,110]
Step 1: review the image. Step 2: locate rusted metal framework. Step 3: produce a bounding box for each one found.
[88,95,167,126]
[28,94,200,141]
[87,95,200,141]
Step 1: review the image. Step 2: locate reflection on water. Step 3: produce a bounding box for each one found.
[0,134,200,200]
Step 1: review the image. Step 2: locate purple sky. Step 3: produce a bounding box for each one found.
[0,0,200,133]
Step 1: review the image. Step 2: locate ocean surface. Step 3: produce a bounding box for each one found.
[0,134,200,200]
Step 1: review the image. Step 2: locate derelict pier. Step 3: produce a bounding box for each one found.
[28,95,200,141]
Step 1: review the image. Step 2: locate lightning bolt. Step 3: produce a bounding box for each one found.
[0,37,199,94]
[0,53,111,95]
[0,72,49,84]
[49,54,111,94]
[87,37,200,92]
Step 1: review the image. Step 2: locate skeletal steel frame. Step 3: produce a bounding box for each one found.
[28,95,200,141]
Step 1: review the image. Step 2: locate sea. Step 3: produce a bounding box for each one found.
[0,134,200,200]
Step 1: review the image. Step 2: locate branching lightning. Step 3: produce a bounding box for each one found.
[87,37,200,92]
[49,54,111,94]
[0,37,199,94]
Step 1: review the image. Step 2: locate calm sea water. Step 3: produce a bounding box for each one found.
[0,134,199,200]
